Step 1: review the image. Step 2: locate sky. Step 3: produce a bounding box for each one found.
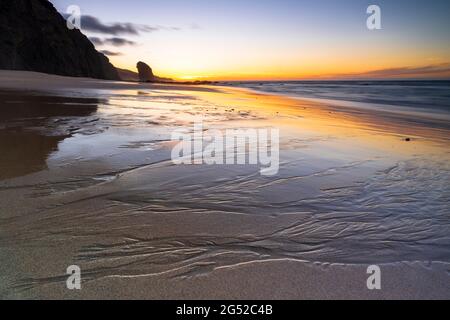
[51,0,450,80]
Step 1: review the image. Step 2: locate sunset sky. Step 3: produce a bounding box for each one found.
[51,0,450,80]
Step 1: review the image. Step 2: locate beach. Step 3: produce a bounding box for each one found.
[0,71,449,299]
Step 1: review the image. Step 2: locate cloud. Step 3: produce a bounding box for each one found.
[325,63,450,80]
[104,37,136,46]
[141,25,181,32]
[88,37,103,46]
[100,50,123,57]
[89,37,136,47]
[355,64,450,78]
[79,15,141,35]
[62,13,180,36]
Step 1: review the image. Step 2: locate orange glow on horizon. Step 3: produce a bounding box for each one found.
[112,60,450,81]
[111,46,450,81]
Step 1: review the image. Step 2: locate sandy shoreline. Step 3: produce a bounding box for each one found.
[0,71,449,299]
[0,70,220,93]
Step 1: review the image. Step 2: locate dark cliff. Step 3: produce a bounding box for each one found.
[0,0,120,80]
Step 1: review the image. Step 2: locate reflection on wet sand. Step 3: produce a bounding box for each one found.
[0,131,61,180]
[0,91,99,179]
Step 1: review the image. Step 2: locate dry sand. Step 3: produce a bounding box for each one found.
[0,70,218,93]
[0,71,449,299]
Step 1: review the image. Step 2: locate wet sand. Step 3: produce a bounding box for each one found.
[0,71,449,299]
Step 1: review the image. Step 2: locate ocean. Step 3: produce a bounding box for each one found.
[226,80,450,114]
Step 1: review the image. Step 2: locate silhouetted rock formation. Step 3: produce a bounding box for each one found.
[0,0,119,80]
[136,61,155,82]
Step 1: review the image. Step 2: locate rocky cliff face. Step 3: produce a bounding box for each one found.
[0,0,120,80]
